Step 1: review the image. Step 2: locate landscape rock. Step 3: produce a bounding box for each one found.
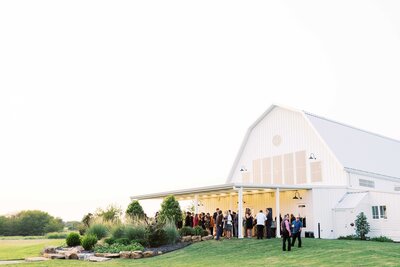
[119,251,132,259]
[41,246,57,254]
[25,257,49,262]
[43,253,66,259]
[202,235,214,241]
[65,252,79,260]
[181,236,192,242]
[78,253,94,260]
[143,251,155,258]
[192,235,202,242]
[131,251,144,259]
[87,256,111,262]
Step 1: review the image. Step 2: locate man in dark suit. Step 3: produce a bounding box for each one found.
[265,208,273,239]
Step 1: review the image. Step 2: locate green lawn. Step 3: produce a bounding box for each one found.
[2,238,399,266]
[0,239,64,261]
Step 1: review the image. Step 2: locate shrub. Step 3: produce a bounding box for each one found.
[355,212,370,240]
[130,238,149,247]
[115,237,130,245]
[179,226,195,236]
[163,220,180,245]
[94,242,144,253]
[193,226,204,236]
[146,224,168,247]
[126,200,145,220]
[338,235,358,240]
[86,224,108,240]
[110,225,126,239]
[46,232,67,239]
[96,205,122,223]
[201,230,209,237]
[66,232,81,247]
[158,195,182,225]
[104,237,116,245]
[81,234,98,251]
[78,224,86,235]
[124,224,147,241]
[370,236,393,242]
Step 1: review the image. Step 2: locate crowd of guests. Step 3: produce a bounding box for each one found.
[182,208,304,251]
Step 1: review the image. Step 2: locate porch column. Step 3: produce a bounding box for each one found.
[275,188,280,238]
[238,187,244,239]
[194,194,199,214]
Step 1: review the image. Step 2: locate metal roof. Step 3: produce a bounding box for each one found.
[130,183,315,200]
[334,192,368,209]
[305,112,400,179]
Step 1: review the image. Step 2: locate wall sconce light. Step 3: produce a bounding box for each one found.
[309,153,317,160]
[240,166,247,172]
[293,190,302,200]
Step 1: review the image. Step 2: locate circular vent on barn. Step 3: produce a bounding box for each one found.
[272,135,282,147]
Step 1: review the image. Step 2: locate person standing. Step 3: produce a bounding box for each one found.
[213,208,219,236]
[265,208,272,239]
[224,210,233,239]
[281,214,291,251]
[245,208,254,238]
[291,216,303,248]
[255,210,266,239]
[216,210,223,240]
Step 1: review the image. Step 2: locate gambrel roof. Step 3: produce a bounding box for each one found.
[305,111,400,180]
[227,105,400,182]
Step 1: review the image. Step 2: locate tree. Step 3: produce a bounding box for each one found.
[158,195,182,225]
[355,212,370,240]
[82,213,93,228]
[96,204,122,223]
[126,200,145,220]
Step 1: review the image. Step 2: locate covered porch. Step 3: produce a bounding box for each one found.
[131,183,313,238]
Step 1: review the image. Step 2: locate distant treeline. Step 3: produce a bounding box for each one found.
[0,210,64,236]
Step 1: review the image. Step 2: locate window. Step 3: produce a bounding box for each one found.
[372,206,379,219]
[359,179,375,188]
[372,205,387,219]
[379,206,387,219]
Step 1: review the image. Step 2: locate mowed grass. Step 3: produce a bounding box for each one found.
[0,239,64,261]
[3,238,400,267]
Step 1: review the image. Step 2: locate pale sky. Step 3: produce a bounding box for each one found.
[1,1,400,221]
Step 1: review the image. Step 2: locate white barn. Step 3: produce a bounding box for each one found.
[131,105,400,241]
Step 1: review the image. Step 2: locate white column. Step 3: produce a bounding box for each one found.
[194,194,199,214]
[275,188,281,238]
[238,187,244,239]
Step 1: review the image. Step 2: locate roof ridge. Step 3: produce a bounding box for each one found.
[304,111,400,144]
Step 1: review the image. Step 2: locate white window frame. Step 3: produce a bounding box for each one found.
[372,205,387,220]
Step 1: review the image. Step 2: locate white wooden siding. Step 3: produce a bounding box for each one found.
[230,107,346,186]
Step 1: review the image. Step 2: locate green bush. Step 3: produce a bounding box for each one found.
[130,238,149,247]
[115,237,130,245]
[338,235,358,240]
[146,224,168,247]
[86,224,108,240]
[66,232,81,247]
[104,237,116,245]
[201,230,209,237]
[46,232,67,239]
[179,226,195,236]
[158,195,182,225]
[370,236,393,242]
[124,224,146,241]
[355,212,370,240]
[111,225,126,239]
[163,221,180,244]
[126,200,145,220]
[94,242,144,253]
[81,234,98,251]
[193,226,204,236]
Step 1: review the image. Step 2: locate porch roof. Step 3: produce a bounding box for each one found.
[130,183,313,200]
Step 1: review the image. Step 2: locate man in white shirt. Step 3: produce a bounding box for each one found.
[255,210,266,239]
